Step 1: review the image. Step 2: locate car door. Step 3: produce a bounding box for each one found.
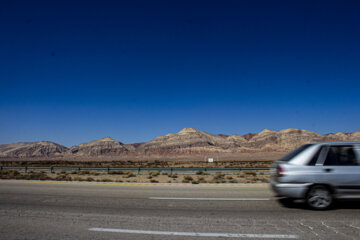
[318,145,360,198]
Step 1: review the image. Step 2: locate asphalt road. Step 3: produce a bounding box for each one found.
[0,181,359,240]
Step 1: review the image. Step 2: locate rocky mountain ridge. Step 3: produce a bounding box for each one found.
[0,141,68,158]
[66,137,135,156]
[1,128,359,158]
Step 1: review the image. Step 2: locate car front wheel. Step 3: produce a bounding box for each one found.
[306,185,332,210]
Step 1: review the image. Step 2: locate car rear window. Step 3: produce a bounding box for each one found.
[280,144,313,162]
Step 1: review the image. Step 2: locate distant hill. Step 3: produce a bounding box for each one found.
[66,137,134,156]
[1,128,359,159]
[0,141,68,157]
[135,128,360,155]
[136,127,247,155]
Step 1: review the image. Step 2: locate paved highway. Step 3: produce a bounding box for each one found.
[0,180,359,239]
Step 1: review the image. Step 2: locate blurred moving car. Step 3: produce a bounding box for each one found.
[270,142,360,209]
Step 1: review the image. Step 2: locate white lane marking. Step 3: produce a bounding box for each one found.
[149,197,270,201]
[89,228,298,239]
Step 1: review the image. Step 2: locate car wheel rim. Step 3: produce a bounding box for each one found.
[308,188,331,208]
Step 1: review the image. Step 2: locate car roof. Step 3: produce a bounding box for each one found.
[309,141,360,146]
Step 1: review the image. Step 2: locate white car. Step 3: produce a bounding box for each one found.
[270,142,360,209]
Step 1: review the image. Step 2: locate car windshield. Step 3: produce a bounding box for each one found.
[279,144,313,162]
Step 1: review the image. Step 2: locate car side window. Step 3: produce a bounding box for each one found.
[323,146,358,166]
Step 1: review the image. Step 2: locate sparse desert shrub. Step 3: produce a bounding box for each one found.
[226,176,233,180]
[23,175,32,180]
[123,172,136,178]
[39,174,52,181]
[101,178,112,182]
[237,178,246,183]
[169,174,178,179]
[161,171,168,175]
[150,179,159,183]
[147,176,152,179]
[73,177,85,181]
[60,170,66,174]
[22,171,51,181]
[108,170,124,175]
[196,171,204,175]
[197,177,207,183]
[58,172,69,177]
[243,170,256,176]
[184,176,193,181]
[3,170,19,176]
[213,172,225,180]
[246,176,256,181]
[211,176,226,183]
[55,174,72,181]
[0,170,26,180]
[209,178,217,183]
[90,171,100,176]
[150,171,160,177]
[79,170,90,175]
[55,175,66,181]
[229,179,238,183]
[86,177,95,181]
[215,172,225,178]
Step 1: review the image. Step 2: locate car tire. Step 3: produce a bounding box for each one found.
[306,185,333,210]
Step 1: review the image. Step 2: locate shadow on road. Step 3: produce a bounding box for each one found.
[277,198,360,211]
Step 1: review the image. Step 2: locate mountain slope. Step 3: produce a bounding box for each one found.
[243,128,321,150]
[136,127,247,154]
[1,128,359,158]
[67,137,134,156]
[137,128,360,155]
[0,141,68,157]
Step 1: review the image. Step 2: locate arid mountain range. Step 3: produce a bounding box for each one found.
[0,128,359,159]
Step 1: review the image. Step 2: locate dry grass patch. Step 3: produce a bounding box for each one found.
[123,172,136,178]
[149,171,160,177]
[197,177,207,183]
[182,175,193,183]
[108,170,124,175]
[101,178,112,182]
[78,170,90,175]
[169,173,178,179]
[90,171,100,176]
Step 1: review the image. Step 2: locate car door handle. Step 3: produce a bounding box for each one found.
[324,168,333,172]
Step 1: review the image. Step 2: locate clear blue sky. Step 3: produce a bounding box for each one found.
[1,0,359,147]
